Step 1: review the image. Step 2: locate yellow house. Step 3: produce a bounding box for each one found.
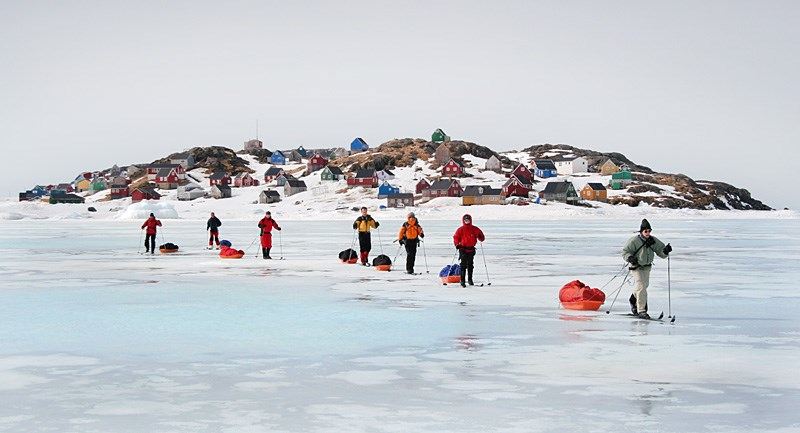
[599,159,620,175]
[74,178,91,192]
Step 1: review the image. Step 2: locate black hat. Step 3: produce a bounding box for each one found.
[149,213,155,217]
[640,218,652,232]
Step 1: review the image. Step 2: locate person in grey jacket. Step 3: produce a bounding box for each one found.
[622,219,672,319]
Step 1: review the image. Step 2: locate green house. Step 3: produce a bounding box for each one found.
[320,166,344,181]
[610,170,632,190]
[431,128,450,143]
[90,178,107,192]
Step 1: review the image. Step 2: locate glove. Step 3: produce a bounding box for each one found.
[627,255,639,266]
[352,223,358,229]
[276,227,282,231]
[399,239,405,246]
[645,237,656,247]
[374,221,380,228]
[455,244,462,251]
[663,243,672,255]
[420,233,424,239]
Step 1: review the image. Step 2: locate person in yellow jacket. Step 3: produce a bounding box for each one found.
[397,212,424,274]
[353,206,379,265]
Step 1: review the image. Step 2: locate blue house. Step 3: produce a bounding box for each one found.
[533,159,558,178]
[30,185,47,197]
[377,181,400,198]
[270,150,287,165]
[350,137,369,152]
[296,146,308,158]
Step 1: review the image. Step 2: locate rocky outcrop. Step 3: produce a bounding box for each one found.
[238,148,274,164]
[159,147,254,175]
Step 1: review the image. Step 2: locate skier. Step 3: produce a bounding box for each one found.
[206,212,222,249]
[397,212,424,274]
[353,207,379,266]
[140,213,162,254]
[622,218,672,319]
[257,211,282,259]
[452,214,485,287]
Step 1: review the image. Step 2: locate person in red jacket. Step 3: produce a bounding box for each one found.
[140,213,162,254]
[452,214,485,287]
[257,211,281,259]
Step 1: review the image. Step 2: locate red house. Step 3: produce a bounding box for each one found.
[234,173,259,187]
[424,179,463,198]
[130,185,161,202]
[510,163,532,181]
[347,168,378,188]
[146,164,186,181]
[109,183,130,199]
[441,159,463,177]
[155,168,180,189]
[415,178,431,194]
[209,172,231,187]
[307,153,329,173]
[502,174,533,198]
[263,167,285,183]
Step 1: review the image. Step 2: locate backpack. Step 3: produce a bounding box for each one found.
[338,248,358,261]
[439,264,461,278]
[159,242,179,250]
[372,254,391,266]
[220,239,232,247]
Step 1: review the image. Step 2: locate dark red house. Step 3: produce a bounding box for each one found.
[234,173,259,187]
[415,178,431,194]
[307,153,329,173]
[502,174,533,198]
[424,179,463,198]
[510,163,532,181]
[109,182,130,199]
[130,185,161,202]
[347,168,378,188]
[441,159,463,177]
[209,172,231,187]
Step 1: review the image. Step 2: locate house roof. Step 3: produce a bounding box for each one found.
[260,190,280,197]
[355,168,376,179]
[550,155,582,162]
[212,185,231,192]
[134,186,161,197]
[156,168,174,177]
[352,137,368,146]
[534,159,557,170]
[271,150,285,157]
[429,179,457,190]
[388,193,413,199]
[265,167,284,176]
[416,178,430,185]
[586,183,606,191]
[542,181,575,194]
[444,158,462,167]
[234,172,252,179]
[506,174,532,186]
[326,166,344,175]
[463,185,502,197]
[148,163,181,169]
[286,179,307,188]
[209,172,229,180]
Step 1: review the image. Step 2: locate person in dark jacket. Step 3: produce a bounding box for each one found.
[257,211,281,259]
[398,212,424,274]
[452,214,485,287]
[206,212,222,249]
[140,213,162,254]
[622,218,672,319]
[353,207,379,265]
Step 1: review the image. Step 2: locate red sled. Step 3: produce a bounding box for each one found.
[441,275,461,284]
[559,280,606,311]
[343,258,358,264]
[375,265,391,271]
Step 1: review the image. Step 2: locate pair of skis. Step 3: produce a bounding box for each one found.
[617,311,677,323]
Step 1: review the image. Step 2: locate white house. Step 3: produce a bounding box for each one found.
[176,183,206,201]
[552,156,588,175]
[376,169,395,182]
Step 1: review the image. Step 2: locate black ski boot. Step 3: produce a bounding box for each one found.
[459,268,467,288]
[629,294,638,315]
[265,248,272,259]
[637,312,651,320]
[467,268,474,286]
[262,247,268,259]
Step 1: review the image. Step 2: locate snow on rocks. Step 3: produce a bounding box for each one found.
[117,201,179,220]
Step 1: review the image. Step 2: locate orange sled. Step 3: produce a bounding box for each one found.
[343,258,358,264]
[220,252,245,259]
[560,300,604,311]
[440,275,461,284]
[375,264,391,271]
[159,247,179,254]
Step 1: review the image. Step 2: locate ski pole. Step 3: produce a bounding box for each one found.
[668,255,672,319]
[377,228,384,254]
[421,239,429,273]
[605,270,631,314]
[392,242,403,264]
[479,242,492,286]
[279,230,284,260]
[138,229,144,254]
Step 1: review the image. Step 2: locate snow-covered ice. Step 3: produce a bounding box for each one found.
[0,218,798,432]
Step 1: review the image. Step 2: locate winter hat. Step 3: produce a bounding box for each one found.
[220,239,232,247]
[462,214,472,223]
[640,218,652,232]
[407,212,415,219]
[265,211,271,216]
[149,213,155,217]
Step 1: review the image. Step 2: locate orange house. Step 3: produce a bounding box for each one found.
[580,183,608,202]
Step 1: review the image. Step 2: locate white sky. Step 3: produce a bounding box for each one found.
[2,1,799,209]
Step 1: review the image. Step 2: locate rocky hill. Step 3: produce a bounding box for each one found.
[158,147,254,176]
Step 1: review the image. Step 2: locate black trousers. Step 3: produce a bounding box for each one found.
[358,232,372,253]
[459,249,475,283]
[145,234,156,252]
[405,239,418,273]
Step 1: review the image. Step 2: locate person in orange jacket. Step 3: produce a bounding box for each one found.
[397,212,424,274]
[140,213,162,254]
[452,214,485,287]
[257,211,281,259]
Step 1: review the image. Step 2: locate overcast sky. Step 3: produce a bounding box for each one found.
[2,1,798,209]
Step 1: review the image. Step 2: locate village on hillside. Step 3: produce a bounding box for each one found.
[17,129,765,211]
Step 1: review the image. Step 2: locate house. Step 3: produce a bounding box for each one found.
[377,181,400,198]
[296,146,309,158]
[155,168,179,189]
[329,147,350,158]
[347,168,378,188]
[146,164,186,181]
[387,193,414,208]
[29,185,47,197]
[211,184,232,199]
[56,183,75,194]
[307,153,329,173]
[415,178,431,194]
[19,191,35,202]
[176,183,205,201]
[244,139,263,151]
[233,172,259,188]
[170,152,196,169]
[434,143,451,165]
[275,173,296,187]
[49,193,85,204]
[110,176,129,186]
[599,159,621,175]
[109,181,129,199]
[74,178,91,192]
[424,179,463,198]
[502,174,533,198]
[552,155,588,175]
[259,189,282,204]
[610,170,633,190]
[581,183,608,202]
[533,159,558,178]
[283,149,303,163]
[270,150,287,165]
[463,185,504,206]
[320,166,345,181]
[432,128,451,143]
[209,172,231,187]
[376,168,395,182]
[264,166,285,183]
[350,137,369,153]
[109,164,121,176]
[539,181,579,204]
[441,159,464,177]
[284,179,307,196]
[511,163,533,181]
[130,185,161,202]
[485,155,502,173]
